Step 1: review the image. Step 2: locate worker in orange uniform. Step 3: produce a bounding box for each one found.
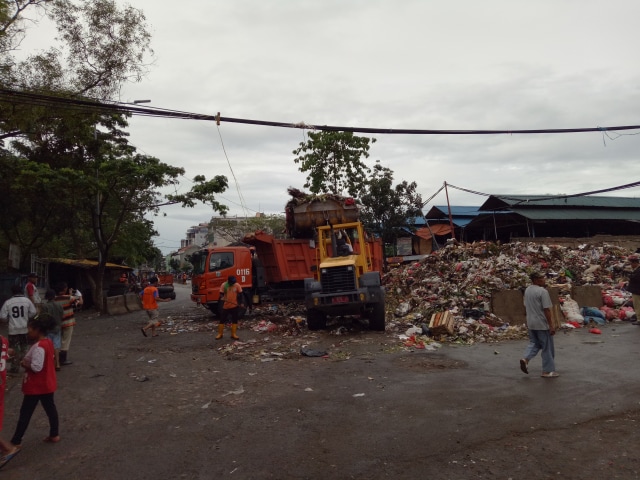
[140,277,172,337]
[216,276,243,340]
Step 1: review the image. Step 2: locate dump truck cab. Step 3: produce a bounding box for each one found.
[304,221,385,331]
[190,246,253,315]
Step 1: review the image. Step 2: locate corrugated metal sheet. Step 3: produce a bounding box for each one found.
[424,206,485,227]
[480,195,640,211]
[511,208,640,221]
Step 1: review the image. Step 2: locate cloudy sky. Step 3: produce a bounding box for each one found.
[112,0,640,254]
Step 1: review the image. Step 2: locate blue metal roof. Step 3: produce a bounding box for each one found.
[480,195,640,211]
[511,208,640,221]
[424,206,483,228]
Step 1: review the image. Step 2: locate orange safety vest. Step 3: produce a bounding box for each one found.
[141,286,159,310]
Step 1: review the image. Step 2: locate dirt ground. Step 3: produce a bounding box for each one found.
[3,282,640,479]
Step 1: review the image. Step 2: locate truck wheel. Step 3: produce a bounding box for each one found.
[306,309,327,331]
[368,303,386,331]
[158,286,175,299]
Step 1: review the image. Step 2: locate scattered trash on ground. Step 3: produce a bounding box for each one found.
[222,386,245,397]
[300,346,328,357]
[156,241,637,356]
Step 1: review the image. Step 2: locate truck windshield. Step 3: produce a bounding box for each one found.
[209,252,234,272]
[190,252,207,275]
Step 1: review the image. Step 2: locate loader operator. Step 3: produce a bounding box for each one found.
[216,275,243,340]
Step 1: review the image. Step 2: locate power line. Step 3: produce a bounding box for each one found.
[215,124,249,218]
[2,88,640,136]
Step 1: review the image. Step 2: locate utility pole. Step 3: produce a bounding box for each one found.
[444,181,456,241]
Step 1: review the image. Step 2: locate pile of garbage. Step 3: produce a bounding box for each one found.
[383,241,637,346]
[155,241,637,354]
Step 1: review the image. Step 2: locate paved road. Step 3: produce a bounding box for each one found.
[2,282,640,479]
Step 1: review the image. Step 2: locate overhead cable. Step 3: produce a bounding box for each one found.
[2,88,640,136]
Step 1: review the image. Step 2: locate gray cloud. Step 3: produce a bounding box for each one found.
[116,0,640,253]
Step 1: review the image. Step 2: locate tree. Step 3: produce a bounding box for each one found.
[0,0,156,270]
[0,1,230,311]
[108,217,159,268]
[168,258,180,272]
[2,109,228,309]
[292,131,374,196]
[0,0,152,95]
[210,214,286,244]
[0,151,75,264]
[0,0,152,144]
[359,162,424,248]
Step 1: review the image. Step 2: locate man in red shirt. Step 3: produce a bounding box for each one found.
[140,277,171,337]
[216,276,244,340]
[24,273,41,308]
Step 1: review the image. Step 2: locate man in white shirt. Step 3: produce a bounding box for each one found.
[70,287,83,311]
[0,285,37,373]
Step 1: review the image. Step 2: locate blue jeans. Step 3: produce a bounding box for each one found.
[523,329,556,373]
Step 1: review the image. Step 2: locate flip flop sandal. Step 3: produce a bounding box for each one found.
[541,372,559,378]
[140,327,147,337]
[0,448,21,470]
[520,359,528,374]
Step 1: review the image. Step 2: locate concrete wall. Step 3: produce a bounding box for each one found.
[491,285,603,326]
[125,293,142,312]
[105,295,128,315]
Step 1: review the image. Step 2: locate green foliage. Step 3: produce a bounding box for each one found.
[0,0,231,313]
[359,162,424,246]
[0,152,78,257]
[1,0,152,98]
[292,131,375,197]
[245,214,286,237]
[211,214,286,244]
[168,257,180,272]
[108,217,158,267]
[166,175,229,213]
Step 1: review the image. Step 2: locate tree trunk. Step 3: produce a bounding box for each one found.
[94,261,107,313]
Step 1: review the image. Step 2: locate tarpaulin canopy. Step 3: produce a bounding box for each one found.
[414,224,453,240]
[45,258,132,270]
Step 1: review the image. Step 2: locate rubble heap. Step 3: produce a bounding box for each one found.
[383,241,636,345]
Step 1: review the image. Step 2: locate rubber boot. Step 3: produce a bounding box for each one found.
[215,324,225,340]
[60,350,73,366]
[231,323,239,340]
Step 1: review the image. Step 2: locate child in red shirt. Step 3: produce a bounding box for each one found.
[9,313,59,450]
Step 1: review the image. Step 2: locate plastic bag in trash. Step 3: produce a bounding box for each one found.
[301,346,328,357]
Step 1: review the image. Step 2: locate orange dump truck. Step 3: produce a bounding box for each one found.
[189,234,319,313]
[190,193,385,330]
[156,272,176,300]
